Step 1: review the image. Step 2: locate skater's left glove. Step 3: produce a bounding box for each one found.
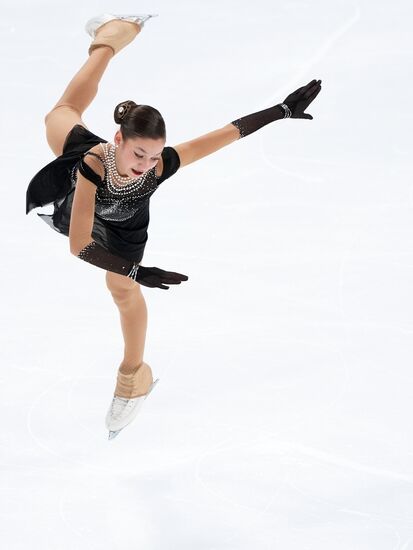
[282,79,322,120]
[230,78,322,138]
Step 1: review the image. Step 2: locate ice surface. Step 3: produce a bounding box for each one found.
[2,0,413,548]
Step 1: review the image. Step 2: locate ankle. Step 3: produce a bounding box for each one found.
[89,44,115,57]
[119,361,143,375]
[115,361,153,399]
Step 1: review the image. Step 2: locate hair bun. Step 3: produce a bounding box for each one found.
[114,100,137,124]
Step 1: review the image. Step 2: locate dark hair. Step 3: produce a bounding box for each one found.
[114,100,166,141]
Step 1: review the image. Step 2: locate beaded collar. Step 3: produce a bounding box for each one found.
[99,142,147,190]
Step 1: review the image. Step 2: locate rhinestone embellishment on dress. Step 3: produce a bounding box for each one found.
[72,142,161,223]
[92,142,159,222]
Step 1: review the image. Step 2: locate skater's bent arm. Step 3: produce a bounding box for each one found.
[173,124,240,168]
[69,156,103,256]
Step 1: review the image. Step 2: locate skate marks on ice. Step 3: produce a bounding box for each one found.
[25,374,160,470]
[256,0,361,185]
[173,328,413,547]
[193,431,413,549]
[337,204,413,333]
[258,2,361,116]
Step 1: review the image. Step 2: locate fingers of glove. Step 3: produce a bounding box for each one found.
[140,266,175,277]
[137,267,188,285]
[302,82,321,99]
[163,272,189,282]
[301,79,320,93]
[309,85,322,102]
[144,274,181,286]
[306,78,318,88]
[145,274,183,284]
[290,80,316,98]
[294,80,315,95]
[149,269,188,283]
[170,271,188,280]
[301,86,321,109]
[144,267,188,280]
[135,277,168,289]
[162,278,183,285]
[285,79,321,102]
[155,277,182,285]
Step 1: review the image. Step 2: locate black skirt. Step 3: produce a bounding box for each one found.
[26,125,181,262]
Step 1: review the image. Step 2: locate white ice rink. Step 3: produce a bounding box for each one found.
[2,0,413,548]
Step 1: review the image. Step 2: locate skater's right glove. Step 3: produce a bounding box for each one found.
[76,240,188,290]
[129,265,189,290]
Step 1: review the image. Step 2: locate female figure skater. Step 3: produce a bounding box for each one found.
[26,13,322,440]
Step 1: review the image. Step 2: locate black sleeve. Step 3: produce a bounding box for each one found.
[156,146,181,184]
[77,152,105,187]
[77,240,136,276]
[230,104,285,139]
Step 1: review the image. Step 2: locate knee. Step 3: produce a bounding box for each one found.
[44,103,81,125]
[109,287,134,307]
[105,271,142,305]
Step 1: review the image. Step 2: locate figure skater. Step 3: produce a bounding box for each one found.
[26,13,322,440]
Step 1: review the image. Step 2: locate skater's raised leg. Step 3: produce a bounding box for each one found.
[44,18,144,157]
[44,47,113,156]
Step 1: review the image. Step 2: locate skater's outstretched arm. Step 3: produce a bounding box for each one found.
[173,79,322,168]
[173,124,240,168]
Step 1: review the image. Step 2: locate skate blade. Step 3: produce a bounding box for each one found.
[145,378,160,399]
[108,429,123,440]
[116,14,159,19]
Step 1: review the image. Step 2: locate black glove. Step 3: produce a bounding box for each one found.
[230,78,322,138]
[283,79,322,120]
[76,240,188,290]
[133,265,189,290]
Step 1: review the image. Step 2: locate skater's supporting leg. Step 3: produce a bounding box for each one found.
[105,272,148,375]
[44,47,113,156]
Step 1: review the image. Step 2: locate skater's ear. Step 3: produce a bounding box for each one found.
[114,130,123,146]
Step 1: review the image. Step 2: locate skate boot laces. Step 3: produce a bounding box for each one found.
[110,396,139,419]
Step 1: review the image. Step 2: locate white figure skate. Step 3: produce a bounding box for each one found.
[85,13,159,55]
[106,378,159,440]
[86,13,159,37]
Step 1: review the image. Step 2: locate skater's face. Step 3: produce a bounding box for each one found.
[114,130,165,177]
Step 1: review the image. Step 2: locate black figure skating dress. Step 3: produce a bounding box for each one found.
[26,124,180,262]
